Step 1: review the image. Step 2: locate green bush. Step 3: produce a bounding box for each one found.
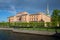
[46,22,51,27]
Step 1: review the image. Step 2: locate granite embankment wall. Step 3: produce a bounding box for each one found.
[0,28,56,35]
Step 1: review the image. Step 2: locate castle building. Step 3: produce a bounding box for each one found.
[8,12,51,23]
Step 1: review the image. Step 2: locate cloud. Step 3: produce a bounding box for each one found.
[0,0,17,14]
[0,0,60,12]
[0,5,17,15]
[8,5,17,15]
[0,0,47,10]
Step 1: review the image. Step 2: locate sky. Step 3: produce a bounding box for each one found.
[0,0,60,22]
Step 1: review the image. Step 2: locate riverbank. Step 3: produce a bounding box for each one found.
[0,28,56,35]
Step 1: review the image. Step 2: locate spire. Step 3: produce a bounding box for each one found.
[46,3,50,16]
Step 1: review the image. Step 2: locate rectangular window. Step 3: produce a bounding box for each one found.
[24,18,26,21]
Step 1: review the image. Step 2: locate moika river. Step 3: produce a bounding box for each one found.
[0,30,60,40]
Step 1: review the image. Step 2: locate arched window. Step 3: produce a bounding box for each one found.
[19,17,21,21]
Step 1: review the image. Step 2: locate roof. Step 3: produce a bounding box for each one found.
[29,12,51,18]
[8,12,51,18]
[29,12,45,15]
[17,12,28,14]
[8,16,14,18]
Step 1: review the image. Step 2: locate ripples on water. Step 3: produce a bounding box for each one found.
[0,30,60,40]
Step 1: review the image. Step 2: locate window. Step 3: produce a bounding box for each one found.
[19,17,21,21]
[24,18,26,21]
[33,18,38,21]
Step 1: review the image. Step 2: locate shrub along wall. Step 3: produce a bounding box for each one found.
[0,22,59,28]
[8,22,45,28]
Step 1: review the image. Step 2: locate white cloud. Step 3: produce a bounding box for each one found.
[9,5,17,15]
[0,5,17,15]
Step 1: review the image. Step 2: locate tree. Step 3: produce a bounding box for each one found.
[46,22,51,27]
[58,10,60,27]
[51,9,59,27]
[51,9,60,33]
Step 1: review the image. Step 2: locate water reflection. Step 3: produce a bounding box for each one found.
[0,30,60,40]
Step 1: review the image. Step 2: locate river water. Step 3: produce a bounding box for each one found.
[0,30,60,40]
